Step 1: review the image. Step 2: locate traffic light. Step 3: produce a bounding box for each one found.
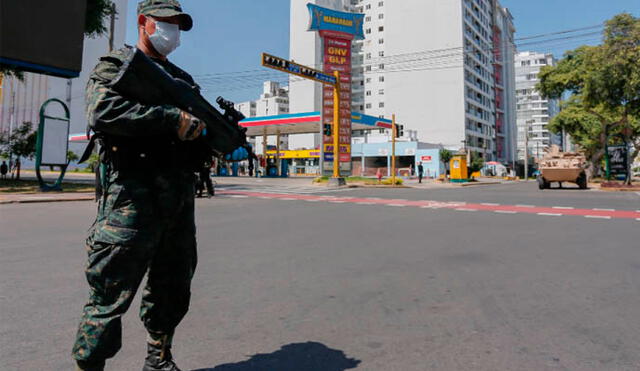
[394,124,404,138]
[323,124,332,136]
[262,54,289,70]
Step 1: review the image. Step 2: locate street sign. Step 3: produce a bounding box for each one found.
[262,53,337,85]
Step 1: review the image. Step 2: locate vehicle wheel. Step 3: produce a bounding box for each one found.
[537,176,546,190]
[577,173,588,189]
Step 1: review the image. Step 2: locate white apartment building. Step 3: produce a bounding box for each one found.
[289,0,517,162]
[236,81,290,118]
[515,51,560,161]
[0,0,129,156]
[236,81,290,154]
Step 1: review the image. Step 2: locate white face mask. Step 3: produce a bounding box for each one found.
[147,20,181,56]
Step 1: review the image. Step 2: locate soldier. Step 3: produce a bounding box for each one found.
[72,1,247,370]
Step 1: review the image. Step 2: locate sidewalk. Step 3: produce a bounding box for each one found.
[0,192,95,205]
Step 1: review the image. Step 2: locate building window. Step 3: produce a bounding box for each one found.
[379,102,385,108]
[366,90,372,96]
[366,65,372,71]
[378,26,384,32]
[366,103,372,109]
[378,63,384,69]
[366,53,371,59]
[366,77,372,83]
[365,16,371,22]
[366,28,371,34]
[378,1,384,6]
[378,13,384,19]
[378,51,385,57]
[365,4,371,9]
[379,76,385,82]
[379,89,384,95]
[378,38,384,44]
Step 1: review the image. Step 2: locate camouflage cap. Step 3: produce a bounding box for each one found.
[137,0,193,31]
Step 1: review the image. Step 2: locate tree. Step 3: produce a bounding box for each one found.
[439,149,453,175]
[538,13,640,183]
[67,150,79,164]
[0,122,37,180]
[468,151,485,175]
[0,0,117,80]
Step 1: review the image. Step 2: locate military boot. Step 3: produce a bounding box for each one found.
[76,360,105,371]
[142,332,181,371]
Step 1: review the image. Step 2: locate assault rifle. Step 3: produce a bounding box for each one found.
[110,47,251,156]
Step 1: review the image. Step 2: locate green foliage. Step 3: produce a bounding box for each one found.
[537,13,640,179]
[0,122,37,160]
[85,0,117,38]
[1,0,116,80]
[67,150,79,164]
[468,152,485,174]
[86,153,101,173]
[439,149,453,165]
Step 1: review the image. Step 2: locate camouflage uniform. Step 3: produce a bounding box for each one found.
[72,45,204,364]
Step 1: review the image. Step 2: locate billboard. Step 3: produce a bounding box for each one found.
[0,0,87,78]
[307,3,364,176]
[608,145,628,176]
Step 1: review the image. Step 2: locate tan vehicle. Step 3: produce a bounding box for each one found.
[536,145,588,190]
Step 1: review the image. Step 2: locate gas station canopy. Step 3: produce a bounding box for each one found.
[69,112,392,143]
[241,111,393,137]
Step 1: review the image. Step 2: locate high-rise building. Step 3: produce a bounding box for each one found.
[289,0,517,162]
[237,81,290,118]
[514,51,560,161]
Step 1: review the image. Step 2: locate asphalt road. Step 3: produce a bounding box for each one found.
[1,182,639,370]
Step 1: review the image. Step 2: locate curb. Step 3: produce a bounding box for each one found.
[0,195,95,205]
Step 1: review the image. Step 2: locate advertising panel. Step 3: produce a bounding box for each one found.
[608,145,628,176]
[322,35,353,173]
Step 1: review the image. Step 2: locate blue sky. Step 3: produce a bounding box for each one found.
[124,0,639,104]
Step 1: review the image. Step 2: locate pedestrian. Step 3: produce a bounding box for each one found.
[0,161,7,180]
[199,161,214,197]
[71,2,247,370]
[376,168,383,184]
[418,162,424,183]
[248,157,254,177]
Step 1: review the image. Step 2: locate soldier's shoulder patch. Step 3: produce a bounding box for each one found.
[90,46,135,82]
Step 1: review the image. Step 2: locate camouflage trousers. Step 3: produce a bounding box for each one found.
[72,169,198,363]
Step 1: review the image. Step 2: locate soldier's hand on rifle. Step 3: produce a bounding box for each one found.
[177,111,205,141]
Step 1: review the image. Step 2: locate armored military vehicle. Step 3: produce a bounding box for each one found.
[537,145,588,190]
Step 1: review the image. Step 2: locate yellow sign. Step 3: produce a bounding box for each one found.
[323,16,353,27]
[266,149,321,159]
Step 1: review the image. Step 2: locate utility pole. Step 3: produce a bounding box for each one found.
[8,78,16,178]
[391,114,396,187]
[108,2,116,52]
[332,70,341,179]
[524,120,531,181]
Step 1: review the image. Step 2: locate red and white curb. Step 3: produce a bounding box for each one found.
[217,191,640,221]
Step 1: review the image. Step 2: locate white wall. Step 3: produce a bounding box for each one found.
[385,0,466,149]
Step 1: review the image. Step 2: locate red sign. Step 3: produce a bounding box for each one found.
[421,156,433,162]
[322,33,353,170]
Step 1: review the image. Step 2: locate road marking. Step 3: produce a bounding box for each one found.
[388,204,406,207]
[593,208,615,212]
[481,203,500,206]
[305,199,321,202]
[229,195,248,198]
[330,200,346,203]
[516,204,535,208]
[494,210,517,214]
[552,206,575,210]
[280,197,296,201]
[258,196,272,200]
[637,218,640,222]
[357,202,375,205]
[455,208,478,212]
[537,212,562,216]
[585,215,612,219]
